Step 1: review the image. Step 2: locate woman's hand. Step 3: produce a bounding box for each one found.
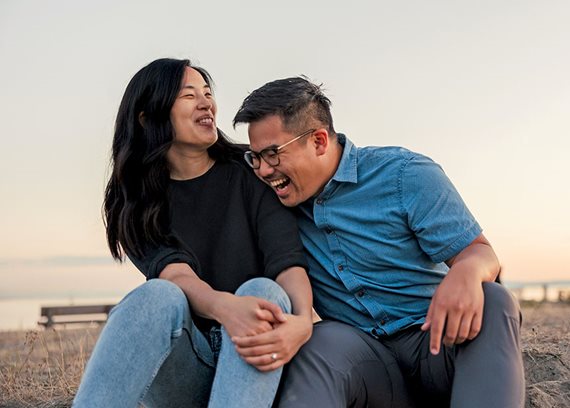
[159,263,286,339]
[231,313,313,372]
[213,293,287,339]
[230,266,315,372]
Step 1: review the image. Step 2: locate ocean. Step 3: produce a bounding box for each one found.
[0,258,144,331]
[0,296,125,331]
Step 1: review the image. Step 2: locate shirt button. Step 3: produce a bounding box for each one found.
[316,198,324,205]
[380,320,386,325]
[337,265,344,272]
[357,289,365,297]
[371,328,379,337]
[325,227,333,234]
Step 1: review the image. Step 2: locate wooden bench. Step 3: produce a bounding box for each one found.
[38,304,116,328]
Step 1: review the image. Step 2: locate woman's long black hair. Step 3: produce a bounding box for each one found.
[104,58,244,261]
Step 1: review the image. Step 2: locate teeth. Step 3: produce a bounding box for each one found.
[270,178,288,188]
[198,117,212,125]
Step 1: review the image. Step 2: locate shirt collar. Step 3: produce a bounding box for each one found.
[331,133,358,184]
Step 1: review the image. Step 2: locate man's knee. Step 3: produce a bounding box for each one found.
[482,282,521,322]
[293,321,398,375]
[281,321,412,408]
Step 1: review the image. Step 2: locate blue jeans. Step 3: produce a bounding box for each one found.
[73,278,291,408]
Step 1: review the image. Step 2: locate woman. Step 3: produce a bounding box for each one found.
[73,58,313,408]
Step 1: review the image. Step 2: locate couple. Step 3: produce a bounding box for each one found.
[73,58,524,408]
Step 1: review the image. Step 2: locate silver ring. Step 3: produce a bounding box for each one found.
[270,353,278,361]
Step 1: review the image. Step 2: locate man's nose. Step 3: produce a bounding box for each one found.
[256,158,275,178]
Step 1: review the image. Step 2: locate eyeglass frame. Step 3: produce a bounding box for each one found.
[244,128,316,169]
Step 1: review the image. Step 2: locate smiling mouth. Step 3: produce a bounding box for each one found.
[269,177,291,191]
[196,116,213,125]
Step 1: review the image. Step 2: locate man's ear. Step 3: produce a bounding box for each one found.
[312,129,329,156]
[138,112,145,127]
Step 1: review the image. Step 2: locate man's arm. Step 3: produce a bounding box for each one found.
[421,233,500,355]
[232,266,314,372]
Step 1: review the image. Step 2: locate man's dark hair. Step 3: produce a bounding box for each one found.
[233,76,335,135]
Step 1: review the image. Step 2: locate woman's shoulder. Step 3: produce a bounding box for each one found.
[221,159,266,185]
[217,159,279,209]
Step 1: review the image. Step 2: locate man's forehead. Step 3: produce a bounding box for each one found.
[248,115,288,148]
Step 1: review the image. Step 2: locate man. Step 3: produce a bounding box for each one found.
[231,77,525,407]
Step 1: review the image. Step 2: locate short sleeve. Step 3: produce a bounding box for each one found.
[400,154,482,263]
[247,178,308,279]
[127,236,201,280]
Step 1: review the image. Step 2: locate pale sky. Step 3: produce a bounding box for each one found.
[1,0,569,288]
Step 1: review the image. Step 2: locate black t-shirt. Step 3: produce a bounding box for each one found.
[168,159,307,292]
[129,159,307,330]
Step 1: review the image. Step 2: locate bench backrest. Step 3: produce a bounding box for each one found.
[40,304,115,316]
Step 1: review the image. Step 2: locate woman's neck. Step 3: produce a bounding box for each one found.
[167,148,215,180]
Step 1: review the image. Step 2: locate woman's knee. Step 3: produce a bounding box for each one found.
[112,279,188,321]
[235,278,291,314]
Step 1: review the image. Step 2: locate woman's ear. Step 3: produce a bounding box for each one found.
[138,112,145,127]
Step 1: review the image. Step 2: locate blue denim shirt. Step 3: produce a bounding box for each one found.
[296,135,482,337]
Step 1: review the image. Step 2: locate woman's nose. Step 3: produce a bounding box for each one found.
[197,93,213,110]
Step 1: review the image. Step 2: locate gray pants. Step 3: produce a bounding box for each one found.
[276,282,524,408]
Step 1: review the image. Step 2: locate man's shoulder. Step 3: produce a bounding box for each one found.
[359,145,414,157]
[357,145,430,169]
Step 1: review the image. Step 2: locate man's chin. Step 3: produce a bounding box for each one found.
[278,197,296,207]
[276,193,299,208]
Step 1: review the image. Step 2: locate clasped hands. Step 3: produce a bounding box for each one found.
[219,295,312,372]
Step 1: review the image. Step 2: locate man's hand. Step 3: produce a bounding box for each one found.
[231,313,313,372]
[421,267,484,355]
[421,234,499,355]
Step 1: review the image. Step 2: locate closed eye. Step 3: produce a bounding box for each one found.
[262,149,279,158]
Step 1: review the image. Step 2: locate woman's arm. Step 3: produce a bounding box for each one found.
[127,237,200,281]
[227,174,314,371]
[159,263,286,337]
[128,235,282,337]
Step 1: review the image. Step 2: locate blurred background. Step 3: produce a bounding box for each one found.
[1,0,569,330]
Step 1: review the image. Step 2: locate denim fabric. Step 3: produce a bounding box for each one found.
[296,135,482,336]
[208,326,223,362]
[73,278,290,408]
[209,278,291,407]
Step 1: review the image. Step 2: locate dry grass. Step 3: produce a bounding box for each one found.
[0,303,568,407]
[0,326,101,408]
[521,302,570,408]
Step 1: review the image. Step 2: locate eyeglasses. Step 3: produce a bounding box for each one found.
[244,129,315,169]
